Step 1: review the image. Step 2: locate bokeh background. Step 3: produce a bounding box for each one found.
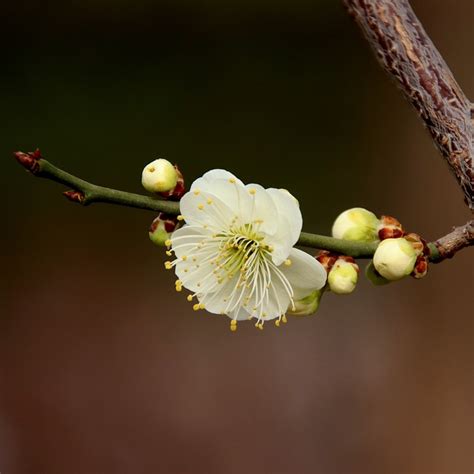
[1,1,472,473]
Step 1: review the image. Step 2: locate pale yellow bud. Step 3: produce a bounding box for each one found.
[141,159,178,193]
[373,238,417,281]
[328,260,358,295]
[332,207,380,242]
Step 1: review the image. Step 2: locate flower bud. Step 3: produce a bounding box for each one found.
[149,213,178,246]
[288,289,323,316]
[378,215,404,240]
[327,260,359,295]
[373,237,417,281]
[332,207,380,242]
[365,262,390,286]
[142,159,179,194]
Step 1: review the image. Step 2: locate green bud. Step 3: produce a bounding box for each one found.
[373,237,417,281]
[142,158,179,193]
[149,214,178,247]
[332,207,380,242]
[327,260,359,295]
[288,289,324,316]
[365,261,390,286]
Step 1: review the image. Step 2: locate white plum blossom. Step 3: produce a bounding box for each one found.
[164,170,327,330]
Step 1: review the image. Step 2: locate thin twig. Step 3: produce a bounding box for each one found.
[14,150,473,261]
[343,0,473,210]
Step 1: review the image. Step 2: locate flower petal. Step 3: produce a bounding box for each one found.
[279,248,327,299]
[266,188,302,246]
[179,189,234,230]
[244,183,278,234]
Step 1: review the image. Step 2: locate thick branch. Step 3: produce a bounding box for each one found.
[343,0,474,210]
[14,151,473,261]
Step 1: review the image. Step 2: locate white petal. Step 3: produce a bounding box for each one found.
[244,183,278,234]
[179,189,234,230]
[228,306,251,321]
[190,169,243,192]
[266,188,302,246]
[170,225,209,259]
[280,248,327,299]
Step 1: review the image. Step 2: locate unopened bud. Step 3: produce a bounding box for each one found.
[158,165,185,200]
[373,237,418,281]
[149,213,178,246]
[142,159,179,194]
[378,215,404,240]
[332,207,380,242]
[365,262,390,286]
[288,289,324,316]
[328,260,359,295]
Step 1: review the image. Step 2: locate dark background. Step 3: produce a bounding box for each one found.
[1,1,473,473]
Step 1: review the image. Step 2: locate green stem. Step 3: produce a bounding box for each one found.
[16,154,472,262]
[35,159,376,256]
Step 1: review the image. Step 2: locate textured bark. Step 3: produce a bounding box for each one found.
[432,220,474,262]
[343,0,473,210]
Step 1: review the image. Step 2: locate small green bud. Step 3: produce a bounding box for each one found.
[142,158,179,194]
[365,261,390,286]
[332,207,380,242]
[373,237,417,281]
[288,289,323,316]
[149,213,178,247]
[327,260,359,295]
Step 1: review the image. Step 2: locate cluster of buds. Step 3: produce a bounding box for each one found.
[287,251,360,317]
[142,157,186,246]
[332,207,431,284]
[141,158,185,200]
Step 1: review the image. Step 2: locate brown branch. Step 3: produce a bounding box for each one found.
[343,0,474,211]
[429,220,474,262]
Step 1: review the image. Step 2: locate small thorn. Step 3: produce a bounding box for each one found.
[63,190,85,204]
[13,150,42,174]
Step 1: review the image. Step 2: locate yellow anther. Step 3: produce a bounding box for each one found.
[284,259,292,267]
[199,303,205,310]
[187,295,194,302]
[249,188,256,195]
[275,320,281,327]
[165,239,172,247]
[193,189,201,195]
[229,178,236,184]
[267,245,274,252]
[175,285,182,292]
[198,204,204,210]
[230,325,237,332]
[181,255,188,261]
[207,198,213,205]
[193,304,200,311]
[166,251,172,256]
[177,215,185,221]
[230,320,237,326]
[282,315,288,323]
[164,261,173,270]
[257,323,264,330]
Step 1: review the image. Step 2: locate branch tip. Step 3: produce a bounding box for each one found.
[13,149,42,174]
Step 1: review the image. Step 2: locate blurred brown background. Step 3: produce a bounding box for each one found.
[1,1,473,473]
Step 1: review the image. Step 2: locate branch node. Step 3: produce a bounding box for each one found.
[63,190,86,204]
